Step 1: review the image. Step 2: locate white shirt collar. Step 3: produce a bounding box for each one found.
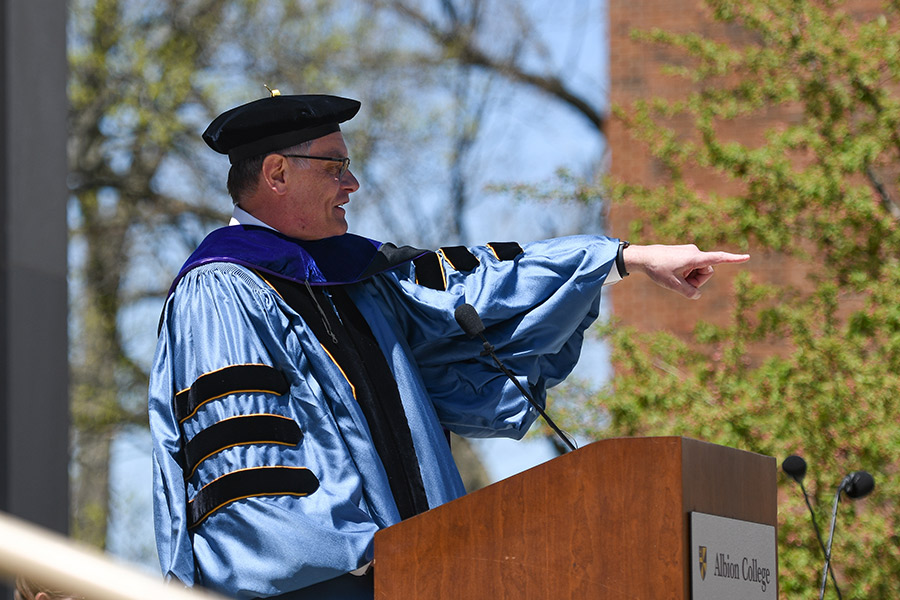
[229,205,277,231]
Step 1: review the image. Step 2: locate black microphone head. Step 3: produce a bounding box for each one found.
[782,455,807,482]
[843,471,875,499]
[454,303,485,338]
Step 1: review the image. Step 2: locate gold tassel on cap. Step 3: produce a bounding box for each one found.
[264,84,281,97]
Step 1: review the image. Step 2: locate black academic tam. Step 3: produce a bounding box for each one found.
[203,94,361,163]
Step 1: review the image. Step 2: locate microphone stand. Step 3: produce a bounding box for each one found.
[796,477,842,600]
[454,303,576,453]
[477,335,577,453]
[819,477,850,600]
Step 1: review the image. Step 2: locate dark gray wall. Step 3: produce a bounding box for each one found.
[0,0,70,593]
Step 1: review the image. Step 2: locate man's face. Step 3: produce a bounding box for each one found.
[277,132,359,240]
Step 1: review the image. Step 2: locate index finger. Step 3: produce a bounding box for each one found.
[696,251,750,267]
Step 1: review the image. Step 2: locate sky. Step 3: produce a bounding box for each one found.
[104,0,611,568]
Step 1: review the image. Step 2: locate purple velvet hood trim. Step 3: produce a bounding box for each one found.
[167,226,390,297]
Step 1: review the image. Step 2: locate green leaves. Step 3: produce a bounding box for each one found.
[597,0,900,596]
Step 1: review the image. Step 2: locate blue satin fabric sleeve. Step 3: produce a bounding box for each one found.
[366,235,618,438]
[150,263,387,598]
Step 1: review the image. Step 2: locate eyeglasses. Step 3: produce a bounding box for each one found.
[281,154,351,178]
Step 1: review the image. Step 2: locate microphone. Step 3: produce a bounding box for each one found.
[782,455,807,482]
[454,303,486,338]
[842,471,875,499]
[782,455,842,600]
[454,303,577,452]
[819,469,876,600]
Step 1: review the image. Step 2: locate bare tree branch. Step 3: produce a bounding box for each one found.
[383,0,607,135]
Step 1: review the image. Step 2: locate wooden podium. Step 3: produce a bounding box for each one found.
[373,436,776,599]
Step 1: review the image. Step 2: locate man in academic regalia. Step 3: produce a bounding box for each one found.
[148,93,748,599]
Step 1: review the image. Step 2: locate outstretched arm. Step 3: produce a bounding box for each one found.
[624,244,750,299]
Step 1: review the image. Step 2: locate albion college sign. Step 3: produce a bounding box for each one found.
[691,512,778,600]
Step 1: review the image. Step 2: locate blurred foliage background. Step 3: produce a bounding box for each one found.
[555,0,900,596]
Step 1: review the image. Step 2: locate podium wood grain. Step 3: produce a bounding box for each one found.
[373,436,776,599]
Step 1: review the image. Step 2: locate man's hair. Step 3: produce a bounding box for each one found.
[226,141,312,204]
[15,576,81,600]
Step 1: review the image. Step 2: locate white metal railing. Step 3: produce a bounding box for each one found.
[0,511,228,600]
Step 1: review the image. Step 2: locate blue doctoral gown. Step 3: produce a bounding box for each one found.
[149,227,618,599]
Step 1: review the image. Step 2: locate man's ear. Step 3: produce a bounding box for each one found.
[261,154,289,194]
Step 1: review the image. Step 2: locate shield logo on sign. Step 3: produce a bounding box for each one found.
[699,546,708,580]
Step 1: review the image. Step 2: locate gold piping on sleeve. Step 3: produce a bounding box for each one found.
[177,363,286,424]
[189,466,316,528]
[185,414,301,480]
[434,249,450,290]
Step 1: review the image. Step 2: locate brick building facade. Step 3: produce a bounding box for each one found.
[606,0,809,337]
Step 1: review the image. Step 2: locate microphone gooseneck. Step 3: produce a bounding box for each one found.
[818,470,876,600]
[454,303,577,452]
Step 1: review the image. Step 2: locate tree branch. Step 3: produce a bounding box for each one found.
[385,1,607,135]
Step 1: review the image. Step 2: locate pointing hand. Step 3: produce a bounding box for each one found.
[623,244,750,299]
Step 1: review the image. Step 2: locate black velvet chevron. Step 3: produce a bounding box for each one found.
[182,414,303,479]
[188,466,320,528]
[175,364,289,423]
